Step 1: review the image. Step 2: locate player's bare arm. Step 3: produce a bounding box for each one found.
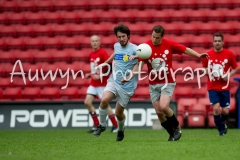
[184,48,208,58]
[121,61,144,85]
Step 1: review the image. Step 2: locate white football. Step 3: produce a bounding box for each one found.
[136,43,152,59]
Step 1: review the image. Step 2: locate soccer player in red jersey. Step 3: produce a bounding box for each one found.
[122,25,208,141]
[84,35,118,133]
[202,32,238,136]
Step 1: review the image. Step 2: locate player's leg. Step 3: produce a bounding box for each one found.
[97,86,118,132]
[209,90,224,136]
[107,105,118,132]
[114,86,133,141]
[152,100,174,141]
[159,94,181,140]
[84,86,99,133]
[93,90,115,136]
[115,102,125,141]
[220,90,231,135]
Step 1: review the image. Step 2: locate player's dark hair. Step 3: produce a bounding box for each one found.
[114,24,130,39]
[152,25,165,37]
[213,32,224,41]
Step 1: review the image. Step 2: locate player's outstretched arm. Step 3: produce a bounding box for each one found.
[184,48,208,59]
[121,61,144,85]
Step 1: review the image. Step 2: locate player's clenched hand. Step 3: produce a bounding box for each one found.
[129,55,139,60]
[121,78,129,85]
[199,53,209,59]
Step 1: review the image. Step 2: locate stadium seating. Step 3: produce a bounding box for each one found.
[22,87,41,100]
[41,87,60,99]
[187,104,207,127]
[3,87,22,100]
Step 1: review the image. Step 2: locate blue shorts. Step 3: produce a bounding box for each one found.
[208,90,230,108]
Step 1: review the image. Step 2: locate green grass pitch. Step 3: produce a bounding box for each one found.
[1,129,240,160]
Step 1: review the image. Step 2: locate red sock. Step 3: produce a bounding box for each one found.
[109,114,118,127]
[90,112,99,126]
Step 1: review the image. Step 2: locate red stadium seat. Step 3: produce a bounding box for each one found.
[123,0,143,10]
[78,86,88,99]
[51,77,69,88]
[17,0,36,12]
[22,87,41,100]
[15,24,34,37]
[0,0,18,12]
[107,1,126,10]
[11,76,31,88]
[187,104,207,127]
[14,50,34,63]
[79,10,98,23]
[51,23,71,36]
[177,98,197,111]
[0,12,9,25]
[96,10,117,23]
[141,0,161,10]
[60,87,79,99]
[60,36,80,49]
[3,87,22,100]
[24,11,44,24]
[5,37,25,50]
[41,87,60,99]
[151,10,171,23]
[70,49,90,62]
[42,11,62,24]
[0,77,13,88]
[195,0,215,9]
[177,103,185,127]
[68,23,89,36]
[213,0,234,9]
[112,9,135,23]
[7,12,26,24]
[0,50,15,63]
[134,86,150,99]
[34,0,54,11]
[41,36,61,49]
[51,50,71,63]
[192,86,207,98]
[0,25,17,37]
[88,22,114,36]
[88,0,108,10]
[33,24,52,36]
[32,50,52,63]
[31,77,51,88]
[52,0,72,11]
[24,37,43,50]
[69,0,89,10]
[69,77,90,87]
[60,10,81,23]
[174,86,193,99]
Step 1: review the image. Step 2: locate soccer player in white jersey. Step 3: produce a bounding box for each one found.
[93,24,138,141]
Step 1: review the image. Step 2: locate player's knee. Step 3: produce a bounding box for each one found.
[84,99,91,106]
[100,98,109,108]
[159,105,168,112]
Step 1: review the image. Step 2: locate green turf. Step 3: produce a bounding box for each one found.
[0,129,240,160]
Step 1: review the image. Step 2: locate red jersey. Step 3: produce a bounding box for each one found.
[89,48,109,87]
[139,38,186,84]
[202,48,238,91]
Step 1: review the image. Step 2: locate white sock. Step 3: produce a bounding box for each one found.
[99,107,108,127]
[117,118,125,131]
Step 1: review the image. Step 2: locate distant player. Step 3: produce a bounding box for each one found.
[84,35,118,133]
[122,25,208,141]
[93,24,138,141]
[202,32,238,136]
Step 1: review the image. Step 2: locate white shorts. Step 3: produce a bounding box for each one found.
[104,81,134,108]
[86,86,105,99]
[149,82,176,103]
